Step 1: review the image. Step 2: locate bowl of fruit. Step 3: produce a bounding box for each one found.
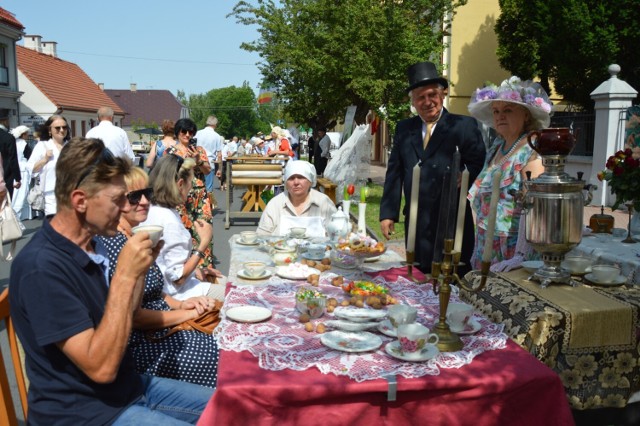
[295,288,327,319]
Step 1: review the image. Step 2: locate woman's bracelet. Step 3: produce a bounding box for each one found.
[191,249,206,259]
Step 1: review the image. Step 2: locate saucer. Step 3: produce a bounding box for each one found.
[584,273,626,287]
[384,341,439,362]
[237,238,259,246]
[449,318,482,335]
[237,269,272,280]
[377,319,397,337]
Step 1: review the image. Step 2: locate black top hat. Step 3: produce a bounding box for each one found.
[406,61,448,92]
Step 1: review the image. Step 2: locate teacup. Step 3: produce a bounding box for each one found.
[387,304,417,328]
[131,225,164,247]
[289,227,306,238]
[306,243,327,259]
[243,261,266,278]
[397,323,439,354]
[562,255,592,275]
[240,231,258,244]
[447,303,474,330]
[591,264,621,283]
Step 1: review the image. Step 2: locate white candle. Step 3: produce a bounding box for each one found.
[357,203,367,234]
[453,169,470,253]
[406,162,421,253]
[482,172,501,263]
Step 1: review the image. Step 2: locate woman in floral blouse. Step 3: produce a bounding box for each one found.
[165,118,216,267]
[467,77,552,269]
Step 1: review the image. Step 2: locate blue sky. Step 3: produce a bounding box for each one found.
[4,0,264,97]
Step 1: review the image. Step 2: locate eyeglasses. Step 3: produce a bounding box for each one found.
[75,147,116,189]
[52,126,68,132]
[179,129,195,136]
[126,187,153,205]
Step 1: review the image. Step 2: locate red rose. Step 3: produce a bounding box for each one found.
[614,166,625,176]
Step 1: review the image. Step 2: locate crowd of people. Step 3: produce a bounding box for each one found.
[2,60,553,424]
[2,106,341,423]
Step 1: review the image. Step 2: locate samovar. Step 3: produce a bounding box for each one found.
[523,128,595,287]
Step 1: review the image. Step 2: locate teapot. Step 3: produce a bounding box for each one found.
[326,207,351,241]
[527,127,577,156]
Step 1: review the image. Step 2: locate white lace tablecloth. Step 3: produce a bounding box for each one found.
[216,273,507,382]
[572,234,640,285]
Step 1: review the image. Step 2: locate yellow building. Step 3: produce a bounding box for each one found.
[445,0,509,115]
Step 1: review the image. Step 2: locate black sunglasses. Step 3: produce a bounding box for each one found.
[179,129,195,136]
[75,147,116,189]
[52,125,68,131]
[126,187,153,205]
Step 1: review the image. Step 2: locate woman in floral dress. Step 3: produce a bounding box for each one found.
[165,118,216,267]
[97,166,219,388]
[467,77,552,269]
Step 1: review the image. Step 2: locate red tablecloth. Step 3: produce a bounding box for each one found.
[199,267,574,426]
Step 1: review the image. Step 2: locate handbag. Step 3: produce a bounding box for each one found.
[27,177,44,211]
[0,192,24,261]
[145,301,222,342]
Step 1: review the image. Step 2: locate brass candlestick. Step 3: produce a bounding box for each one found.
[405,251,430,284]
[429,239,491,352]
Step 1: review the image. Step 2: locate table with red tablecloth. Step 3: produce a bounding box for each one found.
[198,266,573,426]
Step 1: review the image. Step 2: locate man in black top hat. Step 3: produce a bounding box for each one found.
[379,61,485,273]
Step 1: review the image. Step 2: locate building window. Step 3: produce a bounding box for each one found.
[70,120,76,138]
[0,45,8,86]
[81,120,86,135]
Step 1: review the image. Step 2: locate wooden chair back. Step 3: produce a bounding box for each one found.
[0,288,28,425]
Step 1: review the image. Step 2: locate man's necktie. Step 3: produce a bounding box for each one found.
[423,121,435,149]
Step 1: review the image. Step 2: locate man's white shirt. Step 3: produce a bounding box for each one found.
[195,127,223,163]
[85,121,135,161]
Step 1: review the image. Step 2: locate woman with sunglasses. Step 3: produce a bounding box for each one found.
[97,166,219,388]
[27,115,70,216]
[164,118,216,268]
[142,154,224,301]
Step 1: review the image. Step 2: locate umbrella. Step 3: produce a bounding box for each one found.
[135,127,163,136]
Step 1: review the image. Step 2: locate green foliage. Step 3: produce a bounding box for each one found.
[185,83,271,138]
[496,0,640,110]
[229,0,467,130]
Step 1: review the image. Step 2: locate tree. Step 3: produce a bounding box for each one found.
[229,0,467,131]
[496,0,639,111]
[185,83,270,138]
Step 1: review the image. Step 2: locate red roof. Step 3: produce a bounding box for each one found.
[16,45,124,115]
[105,89,185,127]
[0,7,24,31]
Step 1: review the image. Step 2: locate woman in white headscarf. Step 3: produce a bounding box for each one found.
[11,125,31,220]
[257,160,336,236]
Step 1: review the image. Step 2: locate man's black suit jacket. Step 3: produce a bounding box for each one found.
[0,128,21,197]
[380,109,486,272]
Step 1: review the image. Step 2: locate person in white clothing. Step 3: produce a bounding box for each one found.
[85,106,135,161]
[11,125,31,220]
[27,115,69,216]
[257,160,336,236]
[141,155,225,301]
[194,115,223,192]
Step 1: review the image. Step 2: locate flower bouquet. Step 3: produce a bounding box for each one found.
[598,148,640,211]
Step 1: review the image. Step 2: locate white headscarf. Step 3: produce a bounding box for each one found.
[284,160,317,187]
[11,125,30,139]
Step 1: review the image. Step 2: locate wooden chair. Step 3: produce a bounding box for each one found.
[316,177,337,204]
[0,288,28,425]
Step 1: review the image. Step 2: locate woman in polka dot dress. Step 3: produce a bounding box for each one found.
[97,166,219,388]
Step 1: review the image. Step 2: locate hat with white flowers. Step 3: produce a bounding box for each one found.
[468,76,553,129]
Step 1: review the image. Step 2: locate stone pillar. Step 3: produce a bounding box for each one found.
[589,65,638,206]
